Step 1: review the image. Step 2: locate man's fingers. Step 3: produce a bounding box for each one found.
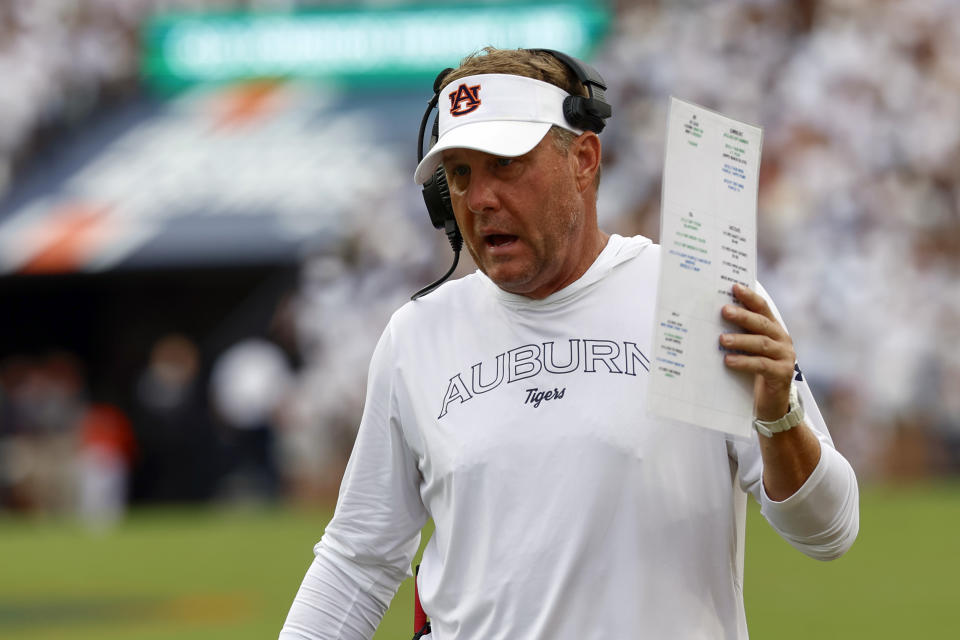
[721,303,787,340]
[719,333,793,361]
[722,352,795,380]
[724,285,796,420]
[731,283,774,317]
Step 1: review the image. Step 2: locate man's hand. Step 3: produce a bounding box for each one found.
[719,283,821,500]
[718,283,795,422]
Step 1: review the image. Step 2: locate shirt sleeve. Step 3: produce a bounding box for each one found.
[280,323,429,639]
[731,283,860,561]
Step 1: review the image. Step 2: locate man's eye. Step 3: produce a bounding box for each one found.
[495,157,514,167]
[445,165,470,191]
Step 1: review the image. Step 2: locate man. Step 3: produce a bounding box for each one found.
[280,48,859,639]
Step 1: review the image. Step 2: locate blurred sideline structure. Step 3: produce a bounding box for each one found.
[2,0,959,524]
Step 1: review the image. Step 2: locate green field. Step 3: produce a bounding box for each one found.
[1,482,957,639]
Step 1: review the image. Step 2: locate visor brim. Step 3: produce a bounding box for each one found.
[413,121,553,185]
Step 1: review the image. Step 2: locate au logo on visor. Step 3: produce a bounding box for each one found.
[449,83,481,116]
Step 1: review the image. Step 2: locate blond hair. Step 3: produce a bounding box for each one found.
[442,47,588,98]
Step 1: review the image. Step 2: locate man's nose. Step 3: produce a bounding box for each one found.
[465,169,499,214]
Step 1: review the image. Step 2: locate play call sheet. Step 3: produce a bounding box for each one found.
[648,97,763,438]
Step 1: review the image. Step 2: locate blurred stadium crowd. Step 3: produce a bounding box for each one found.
[2,0,960,522]
[598,0,960,481]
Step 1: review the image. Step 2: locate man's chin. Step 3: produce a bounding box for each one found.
[484,267,544,297]
[484,266,531,291]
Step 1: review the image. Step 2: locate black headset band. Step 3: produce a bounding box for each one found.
[527,48,608,97]
[417,91,439,163]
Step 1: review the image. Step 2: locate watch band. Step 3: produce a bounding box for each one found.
[753,382,804,438]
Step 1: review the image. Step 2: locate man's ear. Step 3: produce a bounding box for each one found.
[572,132,601,193]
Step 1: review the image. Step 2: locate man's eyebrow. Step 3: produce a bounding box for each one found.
[441,157,467,169]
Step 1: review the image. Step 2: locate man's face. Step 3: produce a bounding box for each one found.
[441,134,595,299]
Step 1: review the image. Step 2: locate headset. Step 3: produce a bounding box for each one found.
[410,48,612,300]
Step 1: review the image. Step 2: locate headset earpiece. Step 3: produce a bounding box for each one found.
[412,163,462,300]
[532,48,611,134]
[412,73,462,300]
[563,94,612,133]
[422,166,453,230]
[419,69,460,234]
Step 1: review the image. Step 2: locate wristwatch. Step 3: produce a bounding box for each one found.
[753,383,804,438]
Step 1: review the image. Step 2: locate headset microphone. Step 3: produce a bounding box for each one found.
[411,68,461,301]
[410,51,611,300]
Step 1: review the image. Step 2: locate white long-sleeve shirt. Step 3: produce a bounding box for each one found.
[280,234,859,640]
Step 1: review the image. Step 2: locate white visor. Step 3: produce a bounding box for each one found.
[413,73,582,185]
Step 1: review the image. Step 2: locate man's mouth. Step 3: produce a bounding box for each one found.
[485,234,517,248]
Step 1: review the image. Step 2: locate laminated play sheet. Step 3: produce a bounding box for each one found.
[648,97,763,438]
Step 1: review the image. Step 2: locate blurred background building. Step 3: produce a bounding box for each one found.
[1,0,958,523]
